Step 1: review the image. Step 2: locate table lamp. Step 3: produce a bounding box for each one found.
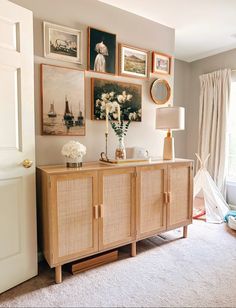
[156,106,185,160]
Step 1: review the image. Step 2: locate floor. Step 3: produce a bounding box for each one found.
[0,220,236,307]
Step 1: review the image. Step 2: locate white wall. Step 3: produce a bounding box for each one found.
[10,0,175,165]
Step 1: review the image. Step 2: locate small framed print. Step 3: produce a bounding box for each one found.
[119,44,149,79]
[88,27,116,75]
[152,51,171,75]
[44,22,82,64]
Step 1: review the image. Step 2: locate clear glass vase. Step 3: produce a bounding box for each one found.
[115,137,126,160]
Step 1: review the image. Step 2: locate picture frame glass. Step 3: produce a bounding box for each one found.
[41,64,85,136]
[120,45,148,78]
[91,78,142,122]
[153,53,170,74]
[44,22,82,64]
[88,28,116,74]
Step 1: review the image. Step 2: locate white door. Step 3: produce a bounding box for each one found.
[0,0,37,293]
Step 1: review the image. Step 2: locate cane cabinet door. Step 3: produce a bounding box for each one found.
[98,168,136,250]
[167,163,193,229]
[50,171,99,265]
[136,165,167,239]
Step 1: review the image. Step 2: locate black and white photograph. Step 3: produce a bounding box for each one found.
[41,64,85,136]
[44,22,82,64]
[88,27,116,75]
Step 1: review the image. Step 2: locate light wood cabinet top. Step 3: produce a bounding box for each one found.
[37,158,193,175]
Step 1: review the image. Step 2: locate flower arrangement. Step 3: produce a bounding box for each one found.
[61,140,86,167]
[95,90,141,121]
[110,120,131,141]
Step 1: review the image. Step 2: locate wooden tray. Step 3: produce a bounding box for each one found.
[99,157,150,165]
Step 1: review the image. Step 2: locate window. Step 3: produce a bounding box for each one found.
[228,81,236,181]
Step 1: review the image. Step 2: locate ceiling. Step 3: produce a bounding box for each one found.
[100,0,236,62]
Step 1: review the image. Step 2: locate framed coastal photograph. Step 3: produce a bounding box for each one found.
[91,78,142,121]
[152,51,171,75]
[88,27,116,75]
[44,22,82,64]
[119,44,149,79]
[41,64,85,136]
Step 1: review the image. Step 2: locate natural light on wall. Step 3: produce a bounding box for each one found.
[228,81,236,181]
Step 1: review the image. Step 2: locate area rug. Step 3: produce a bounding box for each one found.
[0,220,236,307]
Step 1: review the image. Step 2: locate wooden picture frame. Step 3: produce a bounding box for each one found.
[43,22,82,64]
[91,78,142,122]
[87,27,117,75]
[41,64,85,136]
[119,43,149,79]
[152,51,171,75]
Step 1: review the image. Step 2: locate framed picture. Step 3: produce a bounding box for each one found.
[152,51,171,75]
[119,44,149,79]
[41,64,85,136]
[91,78,142,121]
[44,22,82,64]
[88,27,116,75]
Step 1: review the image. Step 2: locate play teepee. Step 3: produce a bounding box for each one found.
[194,153,229,223]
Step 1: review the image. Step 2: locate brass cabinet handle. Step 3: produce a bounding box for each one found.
[94,205,99,219]
[22,159,33,168]
[164,192,168,203]
[99,204,104,218]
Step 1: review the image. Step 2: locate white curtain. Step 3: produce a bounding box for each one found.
[198,69,231,196]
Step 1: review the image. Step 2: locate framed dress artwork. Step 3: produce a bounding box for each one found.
[88,27,116,75]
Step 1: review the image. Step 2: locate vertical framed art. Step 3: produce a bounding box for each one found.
[41,64,85,136]
[88,27,117,75]
[44,22,82,64]
[152,51,171,75]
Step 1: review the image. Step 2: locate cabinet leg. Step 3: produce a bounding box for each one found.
[55,265,62,284]
[131,242,137,257]
[183,225,188,238]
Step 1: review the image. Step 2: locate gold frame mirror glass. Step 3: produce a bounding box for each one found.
[150,79,171,105]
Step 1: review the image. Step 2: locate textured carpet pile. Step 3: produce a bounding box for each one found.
[0,220,236,307]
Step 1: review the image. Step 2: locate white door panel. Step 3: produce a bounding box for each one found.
[0,0,37,293]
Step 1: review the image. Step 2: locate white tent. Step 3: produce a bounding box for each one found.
[194,153,229,223]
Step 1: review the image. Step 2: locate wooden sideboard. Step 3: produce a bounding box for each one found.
[37,159,193,283]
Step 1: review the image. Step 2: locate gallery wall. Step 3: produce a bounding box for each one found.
[10,0,175,165]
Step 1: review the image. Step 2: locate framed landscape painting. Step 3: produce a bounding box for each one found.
[119,44,149,79]
[44,22,82,64]
[41,64,85,136]
[152,51,171,75]
[91,78,142,121]
[88,27,116,75]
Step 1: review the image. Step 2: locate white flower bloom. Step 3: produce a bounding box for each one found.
[101,101,106,107]
[129,112,137,121]
[122,91,127,97]
[117,95,125,103]
[61,140,86,159]
[101,93,109,100]
[112,101,119,108]
[127,94,133,101]
[96,99,101,106]
[109,91,115,98]
[113,113,118,119]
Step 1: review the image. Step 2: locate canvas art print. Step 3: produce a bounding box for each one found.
[44,22,82,64]
[91,78,142,121]
[41,64,85,136]
[152,52,171,75]
[88,27,116,74]
[119,44,149,78]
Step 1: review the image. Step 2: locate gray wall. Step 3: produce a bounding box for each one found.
[173,59,191,158]
[10,0,175,165]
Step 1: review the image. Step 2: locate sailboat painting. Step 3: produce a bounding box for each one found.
[41,64,85,135]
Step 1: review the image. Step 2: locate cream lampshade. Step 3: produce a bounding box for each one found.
[156,106,185,160]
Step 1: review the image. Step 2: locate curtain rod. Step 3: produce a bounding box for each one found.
[232,69,236,72]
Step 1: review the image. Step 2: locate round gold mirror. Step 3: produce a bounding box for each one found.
[150,79,171,105]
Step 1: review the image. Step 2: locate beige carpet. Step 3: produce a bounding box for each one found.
[1,220,236,307]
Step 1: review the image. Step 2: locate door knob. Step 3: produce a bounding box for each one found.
[22,159,33,168]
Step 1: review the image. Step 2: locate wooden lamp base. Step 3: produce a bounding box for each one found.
[163,130,175,160]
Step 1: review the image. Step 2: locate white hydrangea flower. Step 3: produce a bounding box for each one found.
[61,140,86,159]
